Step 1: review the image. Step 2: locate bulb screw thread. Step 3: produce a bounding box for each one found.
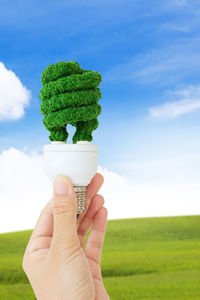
[74,185,87,215]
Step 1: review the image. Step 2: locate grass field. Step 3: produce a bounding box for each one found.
[0,215,200,299]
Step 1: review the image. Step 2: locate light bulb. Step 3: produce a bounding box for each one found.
[43,141,98,215]
[40,61,102,215]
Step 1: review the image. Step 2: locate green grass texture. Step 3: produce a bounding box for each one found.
[0,215,200,299]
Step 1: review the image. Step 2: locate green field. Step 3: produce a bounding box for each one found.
[0,215,200,299]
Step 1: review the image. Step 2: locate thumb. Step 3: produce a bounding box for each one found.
[51,176,78,249]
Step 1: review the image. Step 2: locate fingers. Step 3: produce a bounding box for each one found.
[87,173,104,201]
[27,236,52,256]
[77,173,104,226]
[84,207,108,281]
[51,176,79,251]
[78,194,104,247]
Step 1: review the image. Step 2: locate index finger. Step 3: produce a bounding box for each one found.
[77,173,104,225]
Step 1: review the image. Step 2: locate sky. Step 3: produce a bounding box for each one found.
[0,0,200,233]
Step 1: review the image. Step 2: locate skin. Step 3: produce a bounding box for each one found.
[22,174,110,300]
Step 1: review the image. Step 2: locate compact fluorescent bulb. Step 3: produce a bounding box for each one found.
[43,141,98,215]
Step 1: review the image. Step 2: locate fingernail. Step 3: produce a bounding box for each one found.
[54,176,70,195]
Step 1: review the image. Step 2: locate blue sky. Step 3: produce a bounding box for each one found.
[1,0,200,232]
[1,0,200,170]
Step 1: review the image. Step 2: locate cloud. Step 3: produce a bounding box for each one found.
[0,147,200,233]
[0,62,31,121]
[104,36,200,86]
[149,99,200,120]
[149,85,200,119]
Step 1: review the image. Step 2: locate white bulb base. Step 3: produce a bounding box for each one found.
[43,142,98,214]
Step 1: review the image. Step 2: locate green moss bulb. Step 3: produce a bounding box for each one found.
[39,61,102,143]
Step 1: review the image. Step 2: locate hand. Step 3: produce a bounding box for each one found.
[23,174,110,300]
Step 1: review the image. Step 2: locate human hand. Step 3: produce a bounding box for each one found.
[23,174,110,300]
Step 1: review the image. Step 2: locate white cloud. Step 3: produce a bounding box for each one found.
[0,62,31,121]
[0,148,52,233]
[104,37,200,86]
[100,168,200,220]
[0,147,200,233]
[149,99,200,119]
[149,85,200,119]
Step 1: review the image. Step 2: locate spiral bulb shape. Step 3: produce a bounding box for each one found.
[39,61,102,143]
